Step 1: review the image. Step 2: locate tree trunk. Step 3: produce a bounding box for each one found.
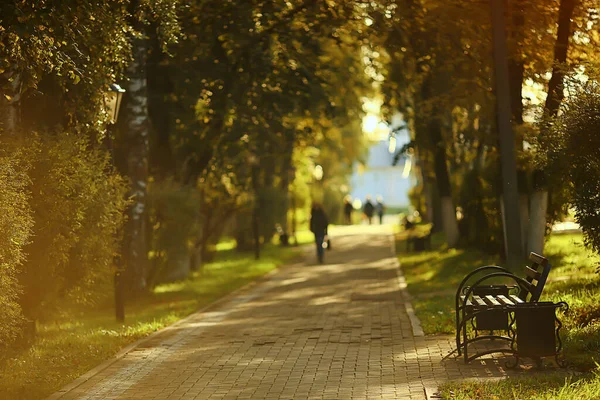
[545,0,576,118]
[430,113,459,247]
[508,0,525,127]
[440,196,459,246]
[414,151,434,225]
[509,2,528,251]
[123,33,150,293]
[490,0,523,264]
[280,156,291,235]
[520,193,530,251]
[147,27,175,178]
[527,190,548,255]
[251,163,261,260]
[518,170,529,251]
[423,176,434,225]
[0,66,22,135]
[528,0,576,256]
[234,211,254,251]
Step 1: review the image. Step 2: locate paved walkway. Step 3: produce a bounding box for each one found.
[52,226,511,400]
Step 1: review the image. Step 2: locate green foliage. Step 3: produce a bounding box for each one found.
[257,186,288,239]
[456,151,504,253]
[0,1,131,132]
[154,0,372,256]
[538,82,600,259]
[407,183,424,216]
[19,134,128,319]
[147,180,202,284]
[0,144,33,347]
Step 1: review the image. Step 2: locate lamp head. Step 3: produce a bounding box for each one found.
[105,83,126,124]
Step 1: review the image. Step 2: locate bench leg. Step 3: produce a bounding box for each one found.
[456,308,462,356]
[462,312,470,363]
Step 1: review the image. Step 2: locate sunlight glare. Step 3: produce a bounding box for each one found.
[363,114,378,133]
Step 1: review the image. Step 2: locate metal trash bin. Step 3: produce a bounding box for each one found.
[514,301,563,358]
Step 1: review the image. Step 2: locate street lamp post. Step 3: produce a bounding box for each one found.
[105,83,126,323]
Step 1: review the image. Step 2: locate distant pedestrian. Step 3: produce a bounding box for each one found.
[343,196,353,225]
[310,202,329,264]
[363,196,375,225]
[376,196,386,225]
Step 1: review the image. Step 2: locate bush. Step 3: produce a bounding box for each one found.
[258,186,288,240]
[148,173,246,284]
[147,181,203,284]
[541,83,600,260]
[0,144,33,347]
[456,152,504,254]
[18,134,128,319]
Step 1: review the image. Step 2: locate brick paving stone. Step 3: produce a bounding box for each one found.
[51,225,525,400]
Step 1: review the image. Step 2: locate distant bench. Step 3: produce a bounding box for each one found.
[403,224,432,252]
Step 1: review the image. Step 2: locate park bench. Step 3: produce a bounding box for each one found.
[454,252,568,367]
[407,230,431,252]
[403,223,432,252]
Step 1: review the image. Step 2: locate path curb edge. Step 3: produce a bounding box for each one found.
[391,233,425,337]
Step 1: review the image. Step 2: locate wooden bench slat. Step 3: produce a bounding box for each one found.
[509,294,524,304]
[460,295,473,307]
[529,252,548,266]
[472,295,487,307]
[497,295,514,306]
[484,295,501,306]
[524,266,542,280]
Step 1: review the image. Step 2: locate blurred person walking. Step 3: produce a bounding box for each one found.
[376,196,386,225]
[310,202,329,264]
[363,196,375,225]
[343,196,353,225]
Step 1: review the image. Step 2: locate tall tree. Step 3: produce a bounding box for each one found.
[528,0,577,256]
[121,1,151,293]
[119,0,180,293]
[490,0,523,263]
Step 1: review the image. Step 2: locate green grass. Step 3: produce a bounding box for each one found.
[396,230,600,399]
[0,234,312,400]
[440,368,600,400]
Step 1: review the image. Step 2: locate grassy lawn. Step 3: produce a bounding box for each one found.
[439,370,600,400]
[0,233,313,400]
[396,228,600,399]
